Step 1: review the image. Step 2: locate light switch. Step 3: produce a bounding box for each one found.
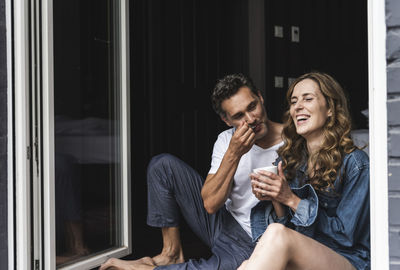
[274,76,284,88]
[274,26,284,38]
[291,26,300,42]
[288,77,296,87]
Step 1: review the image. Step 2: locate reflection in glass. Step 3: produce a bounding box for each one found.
[53,0,120,266]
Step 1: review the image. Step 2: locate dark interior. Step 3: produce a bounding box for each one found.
[127,0,368,261]
[53,0,368,264]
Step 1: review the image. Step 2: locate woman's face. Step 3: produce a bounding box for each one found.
[289,79,332,143]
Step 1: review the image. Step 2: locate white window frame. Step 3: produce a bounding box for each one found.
[11,0,132,269]
[368,0,389,268]
[42,0,132,269]
[9,0,389,269]
[13,0,32,268]
[6,0,14,268]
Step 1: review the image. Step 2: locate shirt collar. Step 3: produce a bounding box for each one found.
[299,162,307,173]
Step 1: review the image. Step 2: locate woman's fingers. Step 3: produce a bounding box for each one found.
[253,186,274,198]
[278,161,285,177]
[252,171,280,181]
[251,174,278,186]
[250,170,285,201]
[251,181,273,200]
[252,178,283,201]
[252,180,277,193]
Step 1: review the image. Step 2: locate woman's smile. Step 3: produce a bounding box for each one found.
[290,79,331,143]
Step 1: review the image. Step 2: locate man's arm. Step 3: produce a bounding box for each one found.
[201,122,255,214]
[201,148,241,214]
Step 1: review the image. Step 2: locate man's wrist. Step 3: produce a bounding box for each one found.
[225,148,242,164]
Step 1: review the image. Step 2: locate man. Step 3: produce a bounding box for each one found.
[100,74,283,270]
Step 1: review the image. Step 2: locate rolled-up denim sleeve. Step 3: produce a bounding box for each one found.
[289,184,319,227]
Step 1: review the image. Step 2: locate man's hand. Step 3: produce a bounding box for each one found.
[202,122,256,214]
[228,122,256,157]
[229,122,256,158]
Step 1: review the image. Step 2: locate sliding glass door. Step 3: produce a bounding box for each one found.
[20,0,131,268]
[53,0,122,267]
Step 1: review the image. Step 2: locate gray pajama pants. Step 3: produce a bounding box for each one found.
[146,154,255,270]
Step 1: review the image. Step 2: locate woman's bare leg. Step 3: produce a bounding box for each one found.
[242,223,355,270]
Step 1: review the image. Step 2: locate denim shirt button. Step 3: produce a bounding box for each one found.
[323,202,328,207]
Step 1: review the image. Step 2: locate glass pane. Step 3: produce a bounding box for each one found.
[53,0,121,267]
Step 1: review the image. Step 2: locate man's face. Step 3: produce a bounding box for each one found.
[220,87,269,141]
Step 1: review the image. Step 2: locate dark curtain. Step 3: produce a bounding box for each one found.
[129,0,250,258]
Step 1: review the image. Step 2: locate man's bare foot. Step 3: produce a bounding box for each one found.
[152,252,185,266]
[99,256,156,270]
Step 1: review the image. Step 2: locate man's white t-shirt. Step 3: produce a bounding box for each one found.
[208,128,283,237]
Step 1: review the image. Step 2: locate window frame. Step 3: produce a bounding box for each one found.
[10,0,389,269]
[12,0,132,269]
[42,0,132,269]
[367,0,389,268]
[13,0,32,268]
[5,0,14,268]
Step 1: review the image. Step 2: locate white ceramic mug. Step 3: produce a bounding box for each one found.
[252,165,277,174]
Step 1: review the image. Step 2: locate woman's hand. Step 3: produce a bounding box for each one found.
[251,161,300,210]
[251,180,272,201]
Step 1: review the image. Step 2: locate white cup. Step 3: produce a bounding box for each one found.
[252,165,277,175]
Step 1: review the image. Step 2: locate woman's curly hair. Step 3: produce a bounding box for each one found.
[277,72,357,192]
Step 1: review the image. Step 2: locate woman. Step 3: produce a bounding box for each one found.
[239,72,370,270]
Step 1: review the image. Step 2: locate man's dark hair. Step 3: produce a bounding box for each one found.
[211,73,259,117]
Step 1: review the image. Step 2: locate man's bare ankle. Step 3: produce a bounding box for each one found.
[152,252,184,266]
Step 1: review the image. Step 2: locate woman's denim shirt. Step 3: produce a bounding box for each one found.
[250,149,370,270]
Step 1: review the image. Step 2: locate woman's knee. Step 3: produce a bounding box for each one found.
[259,223,291,249]
[265,222,287,235]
